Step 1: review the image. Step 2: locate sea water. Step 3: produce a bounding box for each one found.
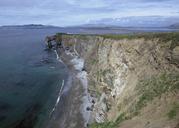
[0,28,68,128]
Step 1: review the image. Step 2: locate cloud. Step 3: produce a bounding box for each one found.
[0,0,179,26]
[0,0,39,8]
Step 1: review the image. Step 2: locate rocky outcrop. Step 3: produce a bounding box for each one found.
[45,33,65,49]
[56,33,179,128]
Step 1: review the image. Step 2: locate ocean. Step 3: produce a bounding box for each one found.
[0,28,68,128]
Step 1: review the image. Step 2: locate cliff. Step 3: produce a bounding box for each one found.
[56,32,179,128]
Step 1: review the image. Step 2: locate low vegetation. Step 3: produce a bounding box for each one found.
[130,73,179,117]
[55,32,179,128]
[90,72,179,128]
[89,113,126,128]
[56,32,179,51]
[101,32,179,49]
[91,59,98,65]
[167,103,179,119]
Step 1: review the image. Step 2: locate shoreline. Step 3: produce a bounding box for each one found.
[61,48,94,127]
[47,46,93,128]
[46,32,179,128]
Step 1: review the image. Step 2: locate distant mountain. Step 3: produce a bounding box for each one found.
[169,23,179,29]
[87,16,179,28]
[67,24,124,29]
[0,24,61,29]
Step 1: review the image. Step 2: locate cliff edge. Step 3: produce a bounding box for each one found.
[55,32,179,128]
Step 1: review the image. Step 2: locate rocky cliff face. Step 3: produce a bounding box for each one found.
[57,33,179,128]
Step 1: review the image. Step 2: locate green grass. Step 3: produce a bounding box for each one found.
[56,32,179,52]
[167,103,179,119]
[101,32,179,50]
[101,34,135,40]
[56,32,179,50]
[131,73,179,116]
[168,109,177,119]
[91,59,98,65]
[89,122,116,128]
[89,113,126,128]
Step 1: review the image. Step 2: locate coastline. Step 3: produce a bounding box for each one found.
[46,32,179,128]
[46,45,93,128]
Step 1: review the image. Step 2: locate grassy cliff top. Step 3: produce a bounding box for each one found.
[57,32,179,41]
[102,32,179,49]
[101,32,179,40]
[56,32,179,49]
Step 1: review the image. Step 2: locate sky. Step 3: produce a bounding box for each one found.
[0,0,179,26]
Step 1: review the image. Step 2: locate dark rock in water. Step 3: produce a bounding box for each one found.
[91,99,95,104]
[86,107,92,111]
[41,58,53,64]
[45,33,65,49]
[31,58,53,67]
[82,68,86,71]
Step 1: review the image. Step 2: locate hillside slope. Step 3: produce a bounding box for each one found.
[56,32,179,128]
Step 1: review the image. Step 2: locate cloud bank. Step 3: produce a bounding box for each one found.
[0,0,179,26]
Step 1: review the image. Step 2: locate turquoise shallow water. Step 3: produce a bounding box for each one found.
[0,28,68,128]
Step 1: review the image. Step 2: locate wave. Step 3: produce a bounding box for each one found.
[50,79,65,116]
[54,50,63,63]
